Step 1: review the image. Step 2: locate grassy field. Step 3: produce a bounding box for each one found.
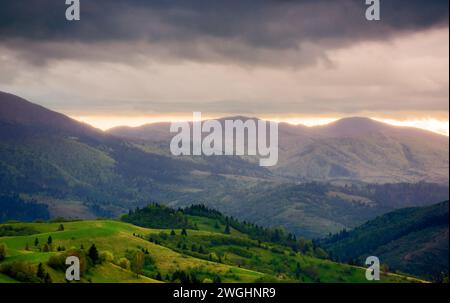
[0,220,423,283]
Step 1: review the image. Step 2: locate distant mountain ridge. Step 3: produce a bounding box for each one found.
[109,115,449,184]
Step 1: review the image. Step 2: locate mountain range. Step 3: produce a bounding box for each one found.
[0,91,448,238]
[110,115,449,184]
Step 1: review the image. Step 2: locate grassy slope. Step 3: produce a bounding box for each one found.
[0,221,265,283]
[0,220,421,283]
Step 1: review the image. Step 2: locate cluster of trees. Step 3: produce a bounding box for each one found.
[122,204,194,229]
[121,202,333,275]
[182,204,327,258]
[123,249,156,278]
[169,269,221,283]
[47,244,103,280]
[31,235,55,253]
[128,203,329,261]
[0,225,39,237]
[183,204,292,243]
[0,261,52,283]
[36,263,52,283]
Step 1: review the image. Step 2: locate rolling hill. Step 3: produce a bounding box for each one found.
[0,204,424,283]
[320,201,449,281]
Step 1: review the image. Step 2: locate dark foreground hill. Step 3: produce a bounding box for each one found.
[320,201,449,281]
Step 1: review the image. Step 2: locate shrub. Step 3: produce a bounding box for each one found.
[42,243,50,252]
[47,249,88,276]
[118,258,131,270]
[100,251,114,263]
[303,265,320,281]
[0,261,40,283]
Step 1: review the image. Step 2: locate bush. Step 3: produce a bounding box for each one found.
[0,261,40,283]
[117,258,131,270]
[100,251,114,263]
[42,243,50,252]
[47,249,88,276]
[303,265,320,281]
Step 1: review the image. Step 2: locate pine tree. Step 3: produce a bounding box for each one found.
[37,263,45,280]
[47,235,53,245]
[181,228,188,236]
[170,230,176,236]
[155,272,162,280]
[34,238,39,246]
[224,222,231,234]
[44,273,52,284]
[88,244,100,264]
[295,262,301,279]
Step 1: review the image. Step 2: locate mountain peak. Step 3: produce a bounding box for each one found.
[318,117,390,137]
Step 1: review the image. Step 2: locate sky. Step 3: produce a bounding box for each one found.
[0,0,448,135]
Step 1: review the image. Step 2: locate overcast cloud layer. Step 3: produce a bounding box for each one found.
[0,0,448,125]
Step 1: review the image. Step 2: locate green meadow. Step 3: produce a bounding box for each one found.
[0,216,424,283]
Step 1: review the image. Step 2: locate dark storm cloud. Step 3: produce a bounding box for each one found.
[0,0,448,66]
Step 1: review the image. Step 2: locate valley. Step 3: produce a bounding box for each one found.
[0,91,448,238]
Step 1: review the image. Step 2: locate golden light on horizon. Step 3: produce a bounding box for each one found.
[72,115,449,137]
[372,118,449,136]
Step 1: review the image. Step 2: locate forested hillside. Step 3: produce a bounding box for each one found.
[320,201,449,281]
